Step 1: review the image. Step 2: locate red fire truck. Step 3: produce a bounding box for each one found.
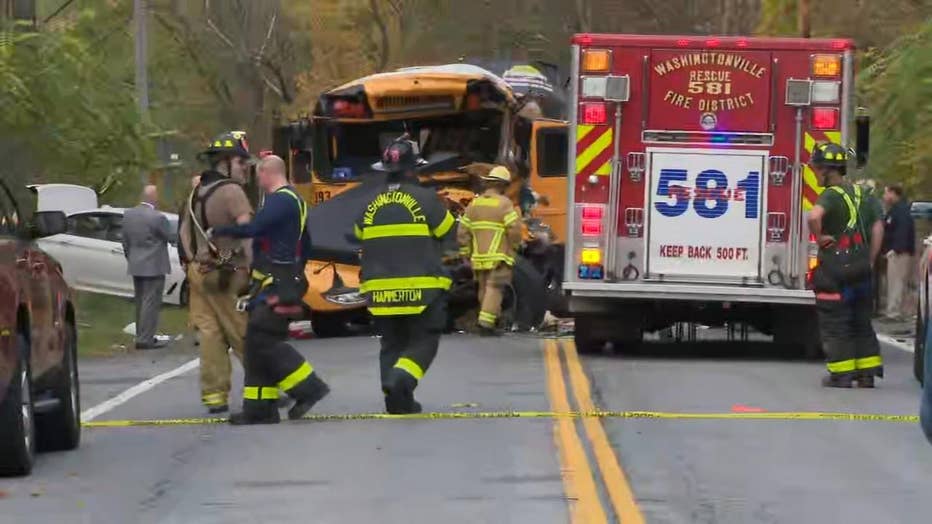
[563,34,870,354]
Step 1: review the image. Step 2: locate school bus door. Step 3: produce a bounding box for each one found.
[529,120,568,243]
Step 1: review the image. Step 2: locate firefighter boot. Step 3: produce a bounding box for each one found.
[229,402,281,425]
[856,372,876,388]
[384,371,421,415]
[821,374,855,388]
[208,404,230,415]
[286,372,331,421]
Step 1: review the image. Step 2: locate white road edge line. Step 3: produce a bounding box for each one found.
[877,334,914,354]
[81,358,200,422]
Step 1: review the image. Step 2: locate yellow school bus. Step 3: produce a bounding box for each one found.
[275,64,568,335]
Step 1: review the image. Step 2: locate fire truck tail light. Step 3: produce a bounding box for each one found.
[581,49,611,73]
[811,107,839,130]
[582,76,607,98]
[579,102,608,125]
[736,39,749,48]
[811,81,840,104]
[705,39,721,48]
[581,221,602,236]
[581,206,604,220]
[581,248,602,265]
[808,256,819,271]
[676,39,690,47]
[812,54,841,78]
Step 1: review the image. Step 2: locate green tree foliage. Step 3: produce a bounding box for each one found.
[859,18,932,196]
[0,9,153,200]
[756,0,797,35]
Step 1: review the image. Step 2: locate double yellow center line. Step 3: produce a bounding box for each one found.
[543,338,645,524]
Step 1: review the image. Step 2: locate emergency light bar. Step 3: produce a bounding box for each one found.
[642,130,774,146]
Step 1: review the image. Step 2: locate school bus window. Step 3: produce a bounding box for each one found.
[536,128,568,177]
[292,150,312,184]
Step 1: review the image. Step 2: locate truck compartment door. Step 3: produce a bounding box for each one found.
[644,148,767,282]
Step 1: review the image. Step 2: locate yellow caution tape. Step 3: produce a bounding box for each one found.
[82,410,920,428]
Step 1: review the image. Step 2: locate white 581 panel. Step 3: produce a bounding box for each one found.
[645,148,768,281]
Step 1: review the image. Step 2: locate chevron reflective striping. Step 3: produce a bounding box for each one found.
[801,130,841,211]
[575,125,613,177]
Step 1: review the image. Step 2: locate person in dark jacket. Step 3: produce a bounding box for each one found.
[882,184,915,320]
[354,137,455,414]
[211,155,330,425]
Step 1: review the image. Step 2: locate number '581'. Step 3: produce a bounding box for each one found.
[655,169,760,219]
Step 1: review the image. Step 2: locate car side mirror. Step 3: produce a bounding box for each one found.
[855,110,870,168]
[32,210,67,238]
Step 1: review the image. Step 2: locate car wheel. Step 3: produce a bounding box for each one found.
[37,322,81,452]
[0,335,36,476]
[915,300,925,384]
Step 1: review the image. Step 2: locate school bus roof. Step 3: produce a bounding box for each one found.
[318,64,518,121]
[326,64,514,95]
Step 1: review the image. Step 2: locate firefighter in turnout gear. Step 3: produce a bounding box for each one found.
[179,131,254,414]
[211,155,330,425]
[354,138,456,414]
[807,142,885,388]
[457,166,522,336]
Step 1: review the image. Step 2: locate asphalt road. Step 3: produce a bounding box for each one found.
[0,331,929,524]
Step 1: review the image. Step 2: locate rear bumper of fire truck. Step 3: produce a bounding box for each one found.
[564,281,815,309]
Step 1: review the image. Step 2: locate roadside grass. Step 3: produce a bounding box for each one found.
[74,292,190,357]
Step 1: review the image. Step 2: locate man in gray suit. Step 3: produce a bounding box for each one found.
[122,185,172,350]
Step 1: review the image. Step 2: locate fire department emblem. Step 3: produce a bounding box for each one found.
[700,112,717,130]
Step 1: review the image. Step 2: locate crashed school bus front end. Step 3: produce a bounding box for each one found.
[292,65,521,335]
[304,63,517,206]
[303,260,363,314]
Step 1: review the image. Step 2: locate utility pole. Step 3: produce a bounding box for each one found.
[134,0,150,184]
[798,0,811,38]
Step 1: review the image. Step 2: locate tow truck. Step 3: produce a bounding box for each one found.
[563,34,870,354]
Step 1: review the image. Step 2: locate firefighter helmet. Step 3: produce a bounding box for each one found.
[372,137,427,173]
[200,131,252,161]
[481,165,512,183]
[810,142,848,170]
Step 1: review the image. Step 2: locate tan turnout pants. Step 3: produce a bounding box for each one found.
[475,265,513,329]
[188,264,247,407]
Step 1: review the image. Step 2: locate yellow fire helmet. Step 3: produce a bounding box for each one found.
[481,165,512,183]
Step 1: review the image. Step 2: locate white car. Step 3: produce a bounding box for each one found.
[37,206,188,305]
